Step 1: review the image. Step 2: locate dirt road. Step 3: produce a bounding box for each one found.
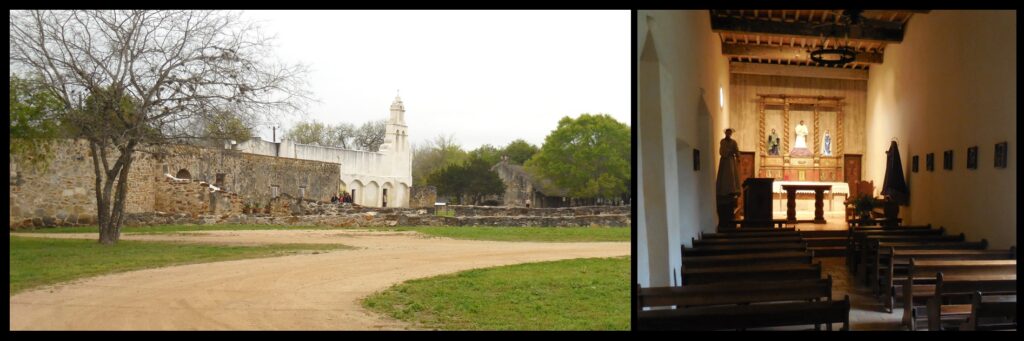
[9,230,629,330]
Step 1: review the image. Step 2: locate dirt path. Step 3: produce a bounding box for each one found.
[9,230,629,330]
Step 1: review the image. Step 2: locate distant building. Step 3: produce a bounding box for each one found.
[489,157,569,208]
[236,94,413,207]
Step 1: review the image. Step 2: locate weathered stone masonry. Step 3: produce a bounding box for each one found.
[10,139,340,229]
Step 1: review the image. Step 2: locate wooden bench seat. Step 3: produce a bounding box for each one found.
[879,247,1015,311]
[701,230,800,239]
[860,237,984,286]
[693,235,804,246]
[715,227,797,234]
[637,295,851,331]
[681,262,822,285]
[682,251,813,269]
[901,260,1016,330]
[638,277,832,309]
[846,227,945,271]
[960,292,1017,331]
[682,241,807,257]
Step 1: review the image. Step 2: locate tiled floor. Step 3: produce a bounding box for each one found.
[820,257,906,331]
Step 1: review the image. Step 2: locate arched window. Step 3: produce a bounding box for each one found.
[175,169,191,180]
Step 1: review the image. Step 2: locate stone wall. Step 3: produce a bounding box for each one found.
[448,205,631,217]
[10,139,341,229]
[409,186,437,208]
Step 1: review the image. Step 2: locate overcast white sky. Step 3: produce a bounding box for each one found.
[241,10,630,151]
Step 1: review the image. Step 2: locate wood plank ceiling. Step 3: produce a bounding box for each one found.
[711,10,924,71]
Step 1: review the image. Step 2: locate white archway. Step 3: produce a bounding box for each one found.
[350,180,364,205]
[365,181,380,207]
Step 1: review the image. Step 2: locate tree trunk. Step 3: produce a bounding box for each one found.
[90,140,137,245]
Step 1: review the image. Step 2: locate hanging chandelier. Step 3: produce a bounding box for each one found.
[808,10,861,66]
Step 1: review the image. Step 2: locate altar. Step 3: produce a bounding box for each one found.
[771,181,849,221]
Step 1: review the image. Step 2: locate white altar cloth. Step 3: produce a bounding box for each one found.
[772,181,849,196]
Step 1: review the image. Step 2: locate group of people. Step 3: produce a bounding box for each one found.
[331,192,353,204]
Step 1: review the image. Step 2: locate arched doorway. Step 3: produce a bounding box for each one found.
[350,180,364,205]
[398,183,410,208]
[382,182,395,208]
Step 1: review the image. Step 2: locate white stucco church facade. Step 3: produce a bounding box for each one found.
[235,94,413,207]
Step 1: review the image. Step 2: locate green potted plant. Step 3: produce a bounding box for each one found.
[852,194,877,221]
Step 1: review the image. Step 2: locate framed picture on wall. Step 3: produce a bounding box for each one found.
[967,146,978,169]
[693,149,700,171]
[995,142,1007,168]
[912,155,919,173]
[943,150,953,170]
[926,153,934,172]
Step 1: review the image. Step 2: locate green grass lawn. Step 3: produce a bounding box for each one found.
[362,256,630,331]
[9,236,353,295]
[20,224,631,242]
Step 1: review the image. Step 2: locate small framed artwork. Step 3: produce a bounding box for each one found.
[693,149,700,171]
[967,146,978,169]
[912,155,919,173]
[926,153,934,172]
[943,150,953,170]
[994,142,1007,168]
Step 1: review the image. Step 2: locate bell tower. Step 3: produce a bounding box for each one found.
[380,91,408,153]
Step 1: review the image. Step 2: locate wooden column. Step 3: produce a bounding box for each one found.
[783,98,790,157]
[758,98,766,155]
[837,104,845,157]
[813,102,820,156]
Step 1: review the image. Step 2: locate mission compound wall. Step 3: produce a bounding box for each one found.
[9,139,340,229]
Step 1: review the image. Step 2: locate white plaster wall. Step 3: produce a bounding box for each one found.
[637,10,730,287]
[865,10,1016,248]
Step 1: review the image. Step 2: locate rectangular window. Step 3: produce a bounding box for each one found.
[299,186,306,198]
[271,185,279,198]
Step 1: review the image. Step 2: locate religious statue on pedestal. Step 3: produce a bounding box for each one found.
[822,130,832,156]
[716,128,741,228]
[789,120,811,157]
[767,128,780,155]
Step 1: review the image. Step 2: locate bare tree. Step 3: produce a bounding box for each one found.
[10,10,310,244]
[353,119,385,151]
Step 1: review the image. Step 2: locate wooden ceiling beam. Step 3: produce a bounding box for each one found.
[711,16,905,43]
[721,42,884,64]
[730,61,868,80]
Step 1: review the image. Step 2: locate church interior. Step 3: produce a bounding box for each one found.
[636,10,1016,330]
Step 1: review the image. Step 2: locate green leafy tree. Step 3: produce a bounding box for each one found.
[202,109,253,142]
[412,134,468,186]
[469,144,502,167]
[284,120,330,145]
[525,114,630,201]
[428,155,505,205]
[9,75,64,171]
[502,139,539,165]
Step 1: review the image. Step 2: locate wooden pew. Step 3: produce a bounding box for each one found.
[859,236,980,285]
[901,259,1016,330]
[693,235,804,247]
[960,291,1017,331]
[637,295,851,331]
[681,262,822,285]
[880,247,1015,311]
[846,226,944,271]
[925,273,1017,331]
[701,230,801,239]
[682,241,807,257]
[682,250,813,269]
[716,227,797,234]
[638,277,832,309]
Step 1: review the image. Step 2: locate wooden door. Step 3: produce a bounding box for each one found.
[844,154,862,191]
[736,151,756,218]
